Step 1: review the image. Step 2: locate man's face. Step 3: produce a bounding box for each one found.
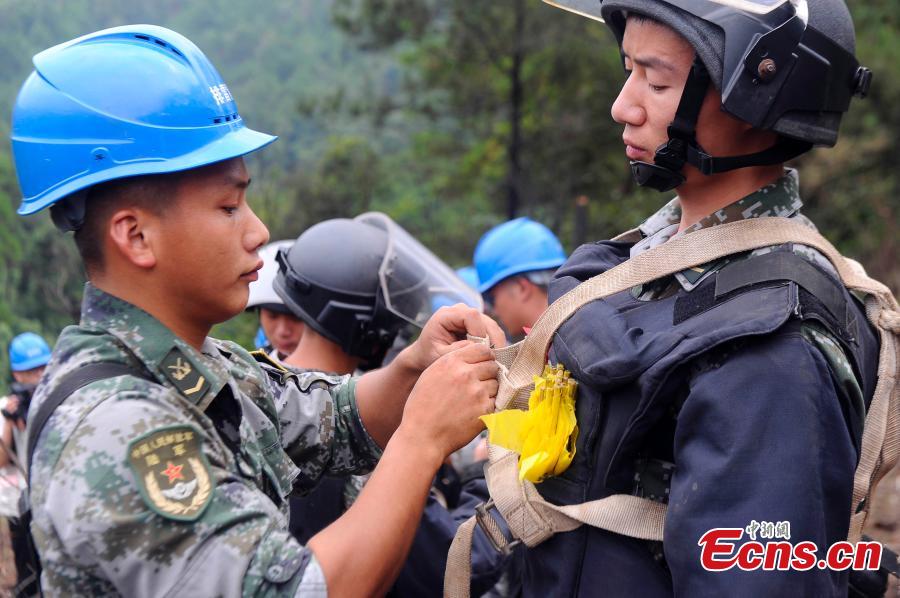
[12,366,44,386]
[611,17,751,183]
[259,308,304,355]
[485,277,530,335]
[152,158,270,327]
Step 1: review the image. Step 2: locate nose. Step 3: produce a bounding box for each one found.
[244,204,270,253]
[611,75,646,127]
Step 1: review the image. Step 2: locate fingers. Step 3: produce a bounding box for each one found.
[435,305,505,348]
[435,304,488,340]
[481,314,507,348]
[478,394,496,424]
[436,338,472,357]
[459,305,488,340]
[473,360,499,382]
[456,342,495,364]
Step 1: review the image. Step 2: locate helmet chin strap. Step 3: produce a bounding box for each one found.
[630,58,811,193]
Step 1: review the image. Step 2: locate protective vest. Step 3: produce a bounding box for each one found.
[445,218,899,597]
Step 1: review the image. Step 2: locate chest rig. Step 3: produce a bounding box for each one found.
[444,218,899,598]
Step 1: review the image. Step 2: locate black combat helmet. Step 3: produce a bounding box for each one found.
[545,0,871,191]
[274,212,483,367]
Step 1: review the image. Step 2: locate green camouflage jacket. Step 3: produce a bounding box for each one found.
[27,284,382,597]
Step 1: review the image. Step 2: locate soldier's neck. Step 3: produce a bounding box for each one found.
[90,277,210,351]
[675,163,784,233]
[282,329,359,375]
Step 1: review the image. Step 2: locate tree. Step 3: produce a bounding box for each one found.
[333,0,898,285]
[332,0,662,243]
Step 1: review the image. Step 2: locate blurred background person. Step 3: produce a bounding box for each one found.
[1,332,52,468]
[474,217,567,339]
[246,240,305,361]
[1,332,52,595]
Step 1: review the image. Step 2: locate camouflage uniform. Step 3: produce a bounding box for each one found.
[27,284,383,597]
[622,168,861,399]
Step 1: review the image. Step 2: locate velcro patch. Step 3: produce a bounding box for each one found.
[160,347,210,401]
[127,425,213,522]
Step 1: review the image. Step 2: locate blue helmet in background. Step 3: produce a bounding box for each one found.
[474,217,566,293]
[8,332,52,372]
[11,24,276,224]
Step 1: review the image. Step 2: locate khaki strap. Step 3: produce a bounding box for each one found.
[496,217,895,411]
[445,516,478,598]
[485,445,668,542]
[446,217,900,597]
[848,296,900,542]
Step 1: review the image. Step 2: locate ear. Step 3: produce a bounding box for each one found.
[107,208,158,270]
[515,276,534,299]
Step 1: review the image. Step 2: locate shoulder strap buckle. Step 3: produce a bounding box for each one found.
[475,499,521,556]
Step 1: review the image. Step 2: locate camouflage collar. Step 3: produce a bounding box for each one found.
[80,283,227,407]
[631,168,803,290]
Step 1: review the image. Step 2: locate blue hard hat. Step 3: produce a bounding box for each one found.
[455,266,480,290]
[11,24,277,216]
[474,217,566,293]
[8,332,52,372]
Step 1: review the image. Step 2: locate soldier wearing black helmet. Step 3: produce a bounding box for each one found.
[472,0,886,595]
[274,214,426,550]
[274,213,513,596]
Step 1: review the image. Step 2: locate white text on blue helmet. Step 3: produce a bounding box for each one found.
[209,84,233,106]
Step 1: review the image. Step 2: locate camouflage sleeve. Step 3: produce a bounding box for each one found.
[38,391,326,597]
[266,368,383,494]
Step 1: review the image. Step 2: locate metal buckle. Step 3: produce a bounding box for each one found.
[475,499,521,556]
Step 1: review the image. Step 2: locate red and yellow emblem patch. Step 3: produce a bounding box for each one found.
[127,425,213,521]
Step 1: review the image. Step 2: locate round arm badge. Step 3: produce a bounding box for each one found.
[127,425,213,521]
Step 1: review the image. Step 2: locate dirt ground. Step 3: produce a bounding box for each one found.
[864,465,900,595]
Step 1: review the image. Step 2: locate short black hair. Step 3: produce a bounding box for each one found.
[73,173,178,275]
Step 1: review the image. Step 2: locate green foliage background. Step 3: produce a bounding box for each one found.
[0,0,897,391]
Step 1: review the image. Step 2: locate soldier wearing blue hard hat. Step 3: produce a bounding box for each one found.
[2,332,52,593]
[12,25,503,596]
[474,217,566,336]
[3,332,51,466]
[7,333,51,374]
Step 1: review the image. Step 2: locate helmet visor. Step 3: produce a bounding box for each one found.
[704,0,795,15]
[355,212,484,328]
[542,0,798,20]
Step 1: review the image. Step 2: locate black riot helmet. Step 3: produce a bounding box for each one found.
[274,212,483,367]
[545,0,872,191]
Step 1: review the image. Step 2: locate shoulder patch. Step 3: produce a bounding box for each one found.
[127,425,213,521]
[160,346,210,400]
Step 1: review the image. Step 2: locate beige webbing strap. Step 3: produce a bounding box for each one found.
[486,445,668,539]
[848,298,900,542]
[497,217,891,410]
[446,217,900,597]
[445,516,478,598]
